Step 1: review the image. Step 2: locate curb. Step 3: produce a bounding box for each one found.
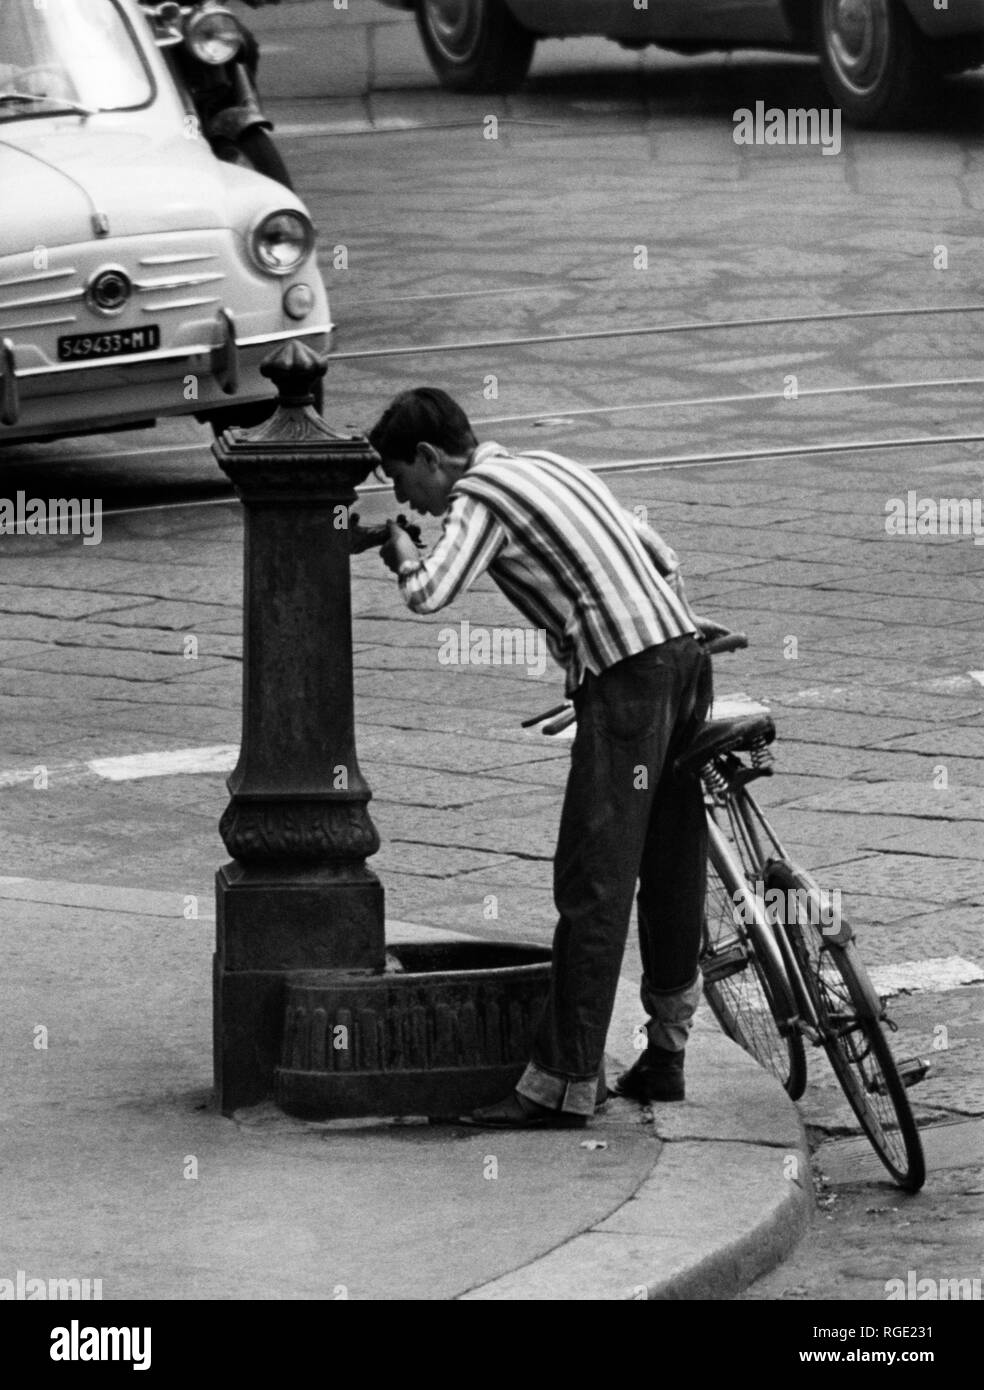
[385,926,812,1301]
[459,966,811,1300]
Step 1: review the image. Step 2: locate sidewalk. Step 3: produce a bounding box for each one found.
[0,877,809,1301]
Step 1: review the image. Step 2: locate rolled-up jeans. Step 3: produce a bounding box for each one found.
[516,635,711,1115]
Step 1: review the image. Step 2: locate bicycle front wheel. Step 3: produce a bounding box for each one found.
[766,861,926,1192]
[700,829,807,1099]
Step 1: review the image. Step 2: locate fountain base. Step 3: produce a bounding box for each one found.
[275,941,552,1119]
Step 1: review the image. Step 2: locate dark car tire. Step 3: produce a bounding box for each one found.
[814,0,937,127]
[415,0,536,92]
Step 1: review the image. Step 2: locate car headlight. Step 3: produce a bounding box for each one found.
[186,7,242,64]
[250,211,315,276]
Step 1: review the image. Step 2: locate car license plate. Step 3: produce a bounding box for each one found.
[57,325,161,362]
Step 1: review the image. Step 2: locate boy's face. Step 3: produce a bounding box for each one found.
[379,446,454,517]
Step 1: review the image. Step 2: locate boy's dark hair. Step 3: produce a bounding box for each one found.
[368,387,477,465]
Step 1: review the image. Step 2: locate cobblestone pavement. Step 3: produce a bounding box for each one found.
[741,1127,984,1300]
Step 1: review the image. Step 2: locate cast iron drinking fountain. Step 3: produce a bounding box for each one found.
[212,340,550,1117]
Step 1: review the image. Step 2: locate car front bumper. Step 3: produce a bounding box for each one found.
[0,312,334,443]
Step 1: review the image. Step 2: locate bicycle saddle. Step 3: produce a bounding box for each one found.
[675,713,776,777]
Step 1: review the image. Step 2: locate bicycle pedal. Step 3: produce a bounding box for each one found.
[700,942,747,982]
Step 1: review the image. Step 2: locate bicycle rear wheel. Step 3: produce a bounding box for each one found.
[765,861,925,1192]
[700,828,807,1099]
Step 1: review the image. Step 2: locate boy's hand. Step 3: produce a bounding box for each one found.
[380,520,422,574]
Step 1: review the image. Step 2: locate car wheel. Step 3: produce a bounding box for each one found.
[416,0,536,92]
[815,0,934,127]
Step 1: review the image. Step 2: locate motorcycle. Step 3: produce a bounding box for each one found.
[139,0,292,188]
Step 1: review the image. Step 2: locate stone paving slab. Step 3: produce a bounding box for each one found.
[853,750,984,788]
[96,600,239,631]
[0,584,149,619]
[783,782,984,820]
[818,854,984,905]
[876,728,984,760]
[368,768,535,809]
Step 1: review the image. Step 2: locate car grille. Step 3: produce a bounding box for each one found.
[0,243,227,338]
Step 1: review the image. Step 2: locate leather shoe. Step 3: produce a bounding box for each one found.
[613,1046,685,1103]
[461,1091,588,1129]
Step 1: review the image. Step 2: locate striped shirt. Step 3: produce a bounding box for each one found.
[399,442,697,693]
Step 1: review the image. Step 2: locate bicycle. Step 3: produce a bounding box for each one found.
[523,633,928,1192]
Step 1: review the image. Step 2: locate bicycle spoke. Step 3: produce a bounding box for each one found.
[700,841,806,1099]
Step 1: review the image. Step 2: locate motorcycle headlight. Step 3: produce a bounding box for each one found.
[250,211,315,276]
[186,7,243,64]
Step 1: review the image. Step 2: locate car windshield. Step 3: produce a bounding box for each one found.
[0,0,152,121]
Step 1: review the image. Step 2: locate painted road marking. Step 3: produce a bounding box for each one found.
[88,745,238,781]
[0,745,238,788]
[868,956,983,997]
[0,875,212,920]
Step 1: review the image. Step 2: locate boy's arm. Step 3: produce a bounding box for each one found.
[382,494,507,614]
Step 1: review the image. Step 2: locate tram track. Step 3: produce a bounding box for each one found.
[87,427,984,521]
[325,302,984,363]
[5,302,980,520]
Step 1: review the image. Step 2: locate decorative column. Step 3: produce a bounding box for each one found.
[212,340,383,1113]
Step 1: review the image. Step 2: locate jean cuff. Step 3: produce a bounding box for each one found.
[515,1061,598,1116]
[640,973,703,1052]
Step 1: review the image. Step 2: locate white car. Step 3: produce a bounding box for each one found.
[0,0,332,446]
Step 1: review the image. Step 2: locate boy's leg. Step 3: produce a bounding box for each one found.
[515,640,702,1116]
[637,645,712,1054]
